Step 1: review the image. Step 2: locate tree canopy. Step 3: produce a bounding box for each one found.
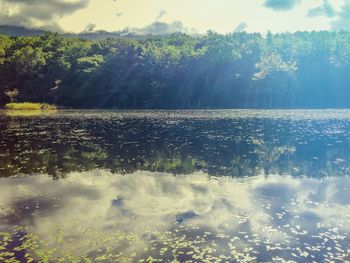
[1,31,350,108]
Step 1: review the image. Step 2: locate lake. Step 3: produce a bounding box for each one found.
[0,110,349,262]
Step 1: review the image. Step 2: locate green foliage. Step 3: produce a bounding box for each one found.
[1,31,350,108]
[10,46,46,74]
[253,52,297,80]
[77,55,105,73]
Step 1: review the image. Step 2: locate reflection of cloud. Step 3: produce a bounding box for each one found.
[0,170,349,260]
[263,0,299,11]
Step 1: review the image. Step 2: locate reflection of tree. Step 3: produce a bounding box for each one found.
[143,153,207,174]
[0,114,350,179]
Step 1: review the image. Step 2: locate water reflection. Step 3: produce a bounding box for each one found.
[1,110,350,261]
[0,170,349,262]
[1,110,350,178]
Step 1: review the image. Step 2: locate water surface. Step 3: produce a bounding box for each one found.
[0,110,349,262]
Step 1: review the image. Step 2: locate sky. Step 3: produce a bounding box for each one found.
[0,0,349,34]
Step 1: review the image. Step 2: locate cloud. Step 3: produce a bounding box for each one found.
[306,1,350,31]
[84,23,96,32]
[0,0,90,30]
[307,0,335,17]
[156,9,167,21]
[263,0,299,11]
[123,20,195,35]
[331,3,350,30]
[234,22,248,32]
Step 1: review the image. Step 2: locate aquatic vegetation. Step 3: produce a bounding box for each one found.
[0,225,138,263]
[5,103,57,111]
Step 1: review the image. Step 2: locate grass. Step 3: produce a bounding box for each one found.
[5,102,57,110]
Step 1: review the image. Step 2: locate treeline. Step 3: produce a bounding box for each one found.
[1,31,350,108]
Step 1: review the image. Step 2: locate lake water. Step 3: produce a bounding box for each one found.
[0,110,350,262]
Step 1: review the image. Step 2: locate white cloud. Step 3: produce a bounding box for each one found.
[331,2,350,30]
[0,0,346,33]
[307,0,336,17]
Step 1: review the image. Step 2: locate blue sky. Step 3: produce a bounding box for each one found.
[0,0,349,33]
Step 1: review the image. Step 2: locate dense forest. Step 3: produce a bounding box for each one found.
[1,31,350,108]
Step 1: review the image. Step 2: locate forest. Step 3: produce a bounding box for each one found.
[1,30,350,108]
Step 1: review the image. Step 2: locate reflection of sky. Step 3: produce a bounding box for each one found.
[0,170,349,261]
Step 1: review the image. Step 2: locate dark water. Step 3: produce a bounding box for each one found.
[0,110,349,262]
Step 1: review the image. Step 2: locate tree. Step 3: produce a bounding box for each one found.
[1,31,350,108]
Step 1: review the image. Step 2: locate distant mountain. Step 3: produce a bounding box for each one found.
[65,30,153,40]
[0,25,46,37]
[0,25,161,40]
